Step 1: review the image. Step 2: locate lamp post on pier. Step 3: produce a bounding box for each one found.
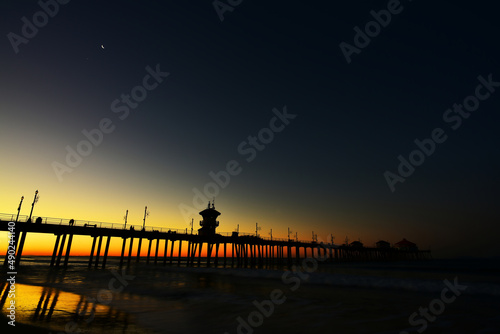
[255,222,261,237]
[16,196,24,222]
[28,190,39,222]
[142,206,150,230]
[124,210,128,229]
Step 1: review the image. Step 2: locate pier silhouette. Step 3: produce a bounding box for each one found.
[1,205,431,270]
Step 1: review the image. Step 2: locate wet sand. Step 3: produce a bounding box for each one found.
[1,257,500,333]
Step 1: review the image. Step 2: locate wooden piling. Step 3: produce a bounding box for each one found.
[197,242,203,266]
[94,235,103,268]
[88,236,97,268]
[146,239,153,264]
[154,239,160,265]
[136,238,142,263]
[119,238,126,267]
[127,238,134,265]
[207,243,212,266]
[63,234,74,268]
[14,231,27,267]
[56,234,67,267]
[191,242,198,265]
[214,243,220,267]
[170,240,175,264]
[223,243,227,267]
[177,240,182,265]
[101,236,111,269]
[50,235,61,267]
[231,243,235,267]
[163,239,168,265]
[186,240,191,266]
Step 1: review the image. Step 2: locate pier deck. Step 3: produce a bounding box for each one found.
[0,214,431,269]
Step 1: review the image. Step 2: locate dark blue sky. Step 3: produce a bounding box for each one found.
[1,0,499,258]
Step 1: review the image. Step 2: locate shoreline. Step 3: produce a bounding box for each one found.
[2,257,500,333]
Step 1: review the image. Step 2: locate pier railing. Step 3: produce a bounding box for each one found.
[0,213,186,234]
[0,213,310,243]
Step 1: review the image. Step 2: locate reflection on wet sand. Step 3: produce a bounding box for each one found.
[0,280,145,333]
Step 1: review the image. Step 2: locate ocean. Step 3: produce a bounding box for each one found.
[1,256,499,333]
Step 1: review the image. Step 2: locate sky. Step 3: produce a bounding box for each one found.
[0,0,499,258]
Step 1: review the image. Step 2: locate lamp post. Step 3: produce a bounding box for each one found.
[28,190,39,222]
[142,206,150,229]
[255,222,261,237]
[16,196,24,222]
[124,210,128,229]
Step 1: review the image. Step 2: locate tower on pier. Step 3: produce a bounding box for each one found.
[198,200,220,236]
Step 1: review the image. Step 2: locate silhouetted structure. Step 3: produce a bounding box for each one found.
[350,240,363,248]
[0,209,431,269]
[198,201,220,236]
[376,240,391,249]
[394,238,418,251]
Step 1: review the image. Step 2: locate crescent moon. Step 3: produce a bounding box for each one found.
[101,44,105,49]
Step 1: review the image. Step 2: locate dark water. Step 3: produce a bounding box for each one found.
[1,256,500,333]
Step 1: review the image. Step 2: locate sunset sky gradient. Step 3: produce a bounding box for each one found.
[1,1,499,258]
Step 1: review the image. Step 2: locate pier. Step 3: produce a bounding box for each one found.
[0,207,431,269]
